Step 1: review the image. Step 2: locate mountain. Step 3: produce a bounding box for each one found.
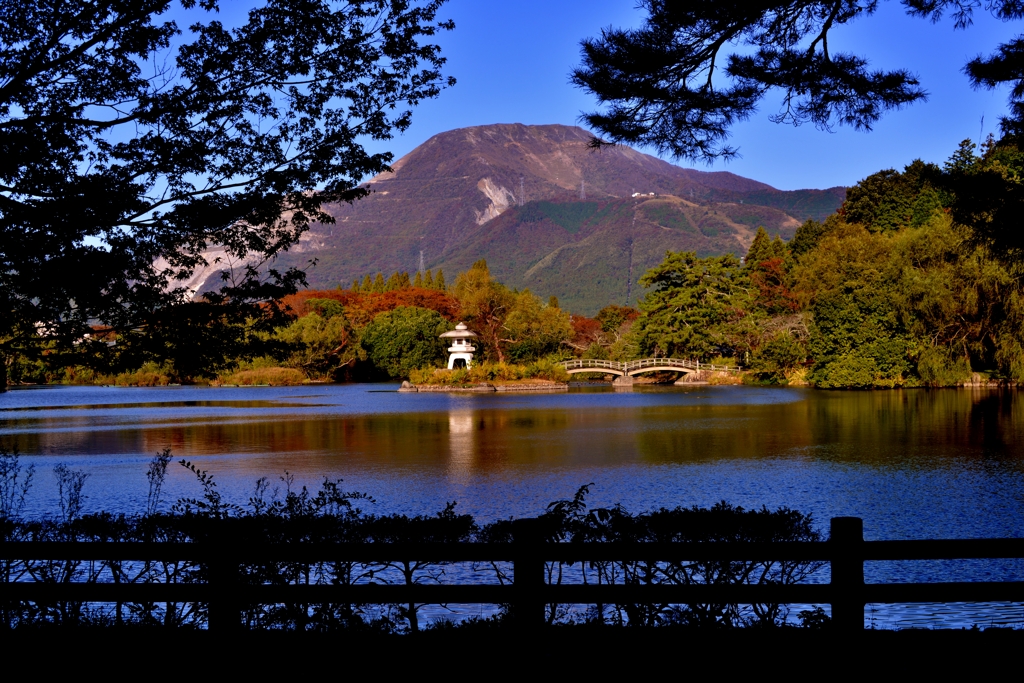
[274,123,845,314]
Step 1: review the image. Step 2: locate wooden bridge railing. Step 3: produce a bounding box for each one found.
[559,358,627,373]
[2,517,1023,632]
[559,358,743,375]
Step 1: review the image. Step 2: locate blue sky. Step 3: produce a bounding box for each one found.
[362,0,1020,191]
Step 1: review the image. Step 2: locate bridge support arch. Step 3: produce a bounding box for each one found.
[564,368,624,377]
[626,366,697,377]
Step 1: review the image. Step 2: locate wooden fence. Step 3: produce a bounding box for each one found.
[2,517,1023,632]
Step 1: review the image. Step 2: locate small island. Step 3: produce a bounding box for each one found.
[399,322,570,392]
[398,379,567,393]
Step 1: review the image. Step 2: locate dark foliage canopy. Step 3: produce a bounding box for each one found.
[0,0,453,381]
[572,1,1024,162]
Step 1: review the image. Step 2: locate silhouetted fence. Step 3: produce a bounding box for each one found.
[2,517,1023,631]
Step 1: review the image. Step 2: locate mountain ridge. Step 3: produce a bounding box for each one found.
[271,123,845,314]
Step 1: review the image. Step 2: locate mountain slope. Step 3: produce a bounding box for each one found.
[274,123,845,314]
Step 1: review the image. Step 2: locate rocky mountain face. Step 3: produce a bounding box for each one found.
[275,123,845,314]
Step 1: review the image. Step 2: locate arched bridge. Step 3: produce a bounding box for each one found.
[558,358,742,377]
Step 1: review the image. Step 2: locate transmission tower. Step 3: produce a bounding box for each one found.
[419,250,425,274]
[519,177,525,207]
[579,179,586,200]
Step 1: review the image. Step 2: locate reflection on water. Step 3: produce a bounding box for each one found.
[448,411,474,481]
[1,383,1024,628]
[1,384,1022,527]
[0,399,330,412]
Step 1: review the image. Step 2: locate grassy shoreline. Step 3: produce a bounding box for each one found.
[408,360,570,387]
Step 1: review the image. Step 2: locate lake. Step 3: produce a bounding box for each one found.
[2,383,1022,628]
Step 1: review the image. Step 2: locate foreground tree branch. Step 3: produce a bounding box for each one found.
[0,0,455,388]
[572,1,1024,162]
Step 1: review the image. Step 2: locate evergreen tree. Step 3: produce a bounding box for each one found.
[548,295,560,309]
[413,271,423,288]
[944,139,979,174]
[361,275,373,293]
[351,279,360,292]
[790,219,828,256]
[373,273,386,293]
[385,272,401,291]
[941,135,1024,256]
[745,227,772,268]
[635,252,746,359]
[434,270,446,291]
[839,160,945,233]
[571,2,1022,162]
[424,270,435,289]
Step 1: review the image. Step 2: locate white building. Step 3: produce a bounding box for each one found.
[440,322,478,369]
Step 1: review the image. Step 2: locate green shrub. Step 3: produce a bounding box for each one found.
[409,360,569,386]
[916,346,972,387]
[0,449,821,633]
[218,367,306,386]
[582,342,610,360]
[277,312,355,378]
[360,306,448,379]
[113,362,174,386]
[56,365,113,385]
[750,333,806,384]
[812,354,881,389]
[8,355,49,384]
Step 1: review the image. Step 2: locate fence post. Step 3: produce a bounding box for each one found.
[207,520,242,633]
[512,518,545,632]
[830,516,864,632]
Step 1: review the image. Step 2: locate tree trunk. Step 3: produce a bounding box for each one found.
[0,357,7,393]
[491,327,505,363]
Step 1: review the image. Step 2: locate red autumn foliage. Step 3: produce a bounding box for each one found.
[280,290,362,317]
[570,316,603,348]
[750,258,799,315]
[347,288,461,325]
[280,288,461,324]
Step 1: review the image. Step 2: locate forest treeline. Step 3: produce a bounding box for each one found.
[7,259,576,385]
[619,136,1024,387]
[8,138,1024,389]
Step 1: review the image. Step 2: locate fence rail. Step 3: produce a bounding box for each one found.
[2,518,1023,632]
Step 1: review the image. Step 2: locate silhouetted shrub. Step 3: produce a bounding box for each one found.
[0,452,825,632]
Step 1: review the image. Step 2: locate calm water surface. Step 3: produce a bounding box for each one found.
[2,383,1022,628]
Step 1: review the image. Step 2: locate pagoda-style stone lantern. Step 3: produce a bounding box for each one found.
[440,322,478,369]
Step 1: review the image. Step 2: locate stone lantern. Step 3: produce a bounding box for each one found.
[440,322,478,369]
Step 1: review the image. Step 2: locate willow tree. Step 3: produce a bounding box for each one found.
[0,0,454,388]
